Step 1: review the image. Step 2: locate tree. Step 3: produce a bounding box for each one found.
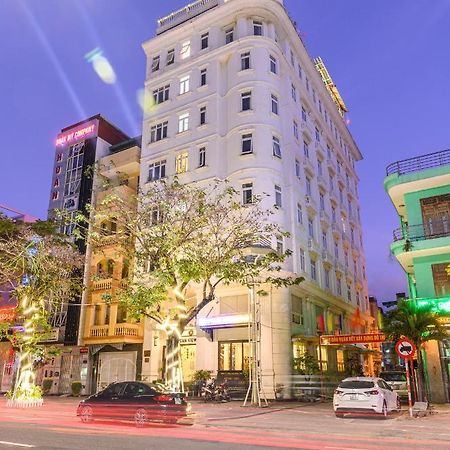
[85,178,303,390]
[382,299,448,402]
[0,219,83,406]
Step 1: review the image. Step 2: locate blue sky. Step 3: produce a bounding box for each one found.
[1,0,449,302]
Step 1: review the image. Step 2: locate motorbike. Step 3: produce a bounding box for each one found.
[201,379,230,402]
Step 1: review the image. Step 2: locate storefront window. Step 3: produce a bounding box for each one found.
[337,349,345,372]
[219,341,249,371]
[316,345,328,372]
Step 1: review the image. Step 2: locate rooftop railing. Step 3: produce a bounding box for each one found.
[386,148,450,176]
[393,218,450,242]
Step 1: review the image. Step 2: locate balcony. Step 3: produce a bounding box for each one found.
[305,195,318,215]
[393,219,450,242]
[85,322,144,344]
[114,323,141,337]
[317,174,328,190]
[96,184,136,205]
[334,260,345,273]
[386,148,450,176]
[92,278,113,291]
[327,158,337,174]
[303,157,315,176]
[342,231,350,248]
[315,142,325,160]
[320,209,330,228]
[99,145,140,179]
[351,242,361,258]
[89,325,109,338]
[156,0,219,35]
[321,249,333,266]
[331,222,341,239]
[307,238,321,256]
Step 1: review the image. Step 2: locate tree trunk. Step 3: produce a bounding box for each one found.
[165,332,182,392]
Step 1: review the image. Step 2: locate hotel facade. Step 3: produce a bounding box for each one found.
[138,0,372,396]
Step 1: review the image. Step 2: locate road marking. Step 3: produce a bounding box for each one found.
[0,442,35,448]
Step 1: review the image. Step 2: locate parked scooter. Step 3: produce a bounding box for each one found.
[201,378,230,402]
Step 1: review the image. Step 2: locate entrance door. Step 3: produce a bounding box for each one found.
[181,344,196,382]
[97,351,136,392]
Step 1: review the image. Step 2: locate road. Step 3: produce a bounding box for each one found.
[0,398,449,449]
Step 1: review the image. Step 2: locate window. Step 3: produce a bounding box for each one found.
[305,77,309,92]
[297,204,303,224]
[339,188,343,204]
[347,284,352,302]
[315,127,320,142]
[178,112,189,133]
[276,236,283,255]
[299,248,305,271]
[225,27,234,44]
[241,133,253,154]
[219,341,250,371]
[308,218,314,238]
[331,206,336,223]
[179,75,190,94]
[242,183,253,205]
[291,84,297,102]
[271,94,279,114]
[319,193,325,211]
[327,145,332,160]
[199,106,206,125]
[180,41,191,59]
[201,32,209,50]
[334,242,339,260]
[330,176,335,191]
[241,52,250,70]
[337,277,342,296]
[152,84,170,104]
[200,68,207,86]
[151,56,160,72]
[198,147,206,167]
[270,55,277,74]
[301,107,307,122]
[64,142,84,197]
[322,231,327,249]
[166,49,175,65]
[310,259,317,281]
[241,91,251,111]
[292,296,304,325]
[253,20,263,36]
[303,141,309,158]
[175,152,188,174]
[150,121,168,143]
[324,267,330,289]
[306,177,312,196]
[272,136,281,158]
[318,99,322,114]
[275,185,282,208]
[298,64,303,79]
[318,159,323,176]
[293,120,299,139]
[295,159,301,178]
[344,251,349,267]
[148,160,166,182]
[312,89,316,104]
[300,248,306,272]
[290,50,295,66]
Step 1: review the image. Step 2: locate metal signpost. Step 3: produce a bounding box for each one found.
[395,337,416,418]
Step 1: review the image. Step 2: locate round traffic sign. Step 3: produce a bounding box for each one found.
[395,337,416,359]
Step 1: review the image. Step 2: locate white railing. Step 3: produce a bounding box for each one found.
[114,323,140,337]
[90,325,109,337]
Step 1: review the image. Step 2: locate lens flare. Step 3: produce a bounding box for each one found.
[85,47,117,84]
[136,88,156,114]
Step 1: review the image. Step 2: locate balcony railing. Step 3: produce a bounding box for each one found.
[393,218,450,242]
[386,148,450,176]
[90,325,109,338]
[92,278,113,291]
[114,323,140,337]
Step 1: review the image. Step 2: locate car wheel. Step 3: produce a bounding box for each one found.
[381,401,388,418]
[396,397,401,412]
[79,406,93,423]
[335,412,344,419]
[134,408,148,428]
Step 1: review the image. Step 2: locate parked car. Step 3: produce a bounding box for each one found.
[379,371,410,403]
[76,381,191,426]
[333,377,400,418]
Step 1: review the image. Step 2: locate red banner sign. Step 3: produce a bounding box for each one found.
[320,333,386,345]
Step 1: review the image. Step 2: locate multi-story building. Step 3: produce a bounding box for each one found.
[384,148,450,403]
[78,136,143,393]
[139,0,371,396]
[45,115,131,394]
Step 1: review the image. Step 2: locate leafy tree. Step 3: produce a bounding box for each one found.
[382,299,448,402]
[0,219,83,405]
[84,178,303,390]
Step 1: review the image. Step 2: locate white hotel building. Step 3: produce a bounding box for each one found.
[140,0,371,395]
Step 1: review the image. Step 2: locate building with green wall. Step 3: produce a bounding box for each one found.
[384,148,450,403]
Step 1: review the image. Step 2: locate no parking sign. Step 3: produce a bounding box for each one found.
[395,337,416,359]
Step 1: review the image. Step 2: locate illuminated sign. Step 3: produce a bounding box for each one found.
[198,314,249,329]
[320,333,386,345]
[414,297,450,316]
[55,120,97,147]
[0,308,16,323]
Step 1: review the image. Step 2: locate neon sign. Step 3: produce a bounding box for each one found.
[55,121,97,147]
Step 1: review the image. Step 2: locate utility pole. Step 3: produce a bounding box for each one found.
[243,282,268,407]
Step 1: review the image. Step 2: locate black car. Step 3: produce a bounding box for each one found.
[76,381,191,426]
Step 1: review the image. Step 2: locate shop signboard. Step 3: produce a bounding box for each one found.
[320,333,386,345]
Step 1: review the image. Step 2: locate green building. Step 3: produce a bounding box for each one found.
[384,148,450,403]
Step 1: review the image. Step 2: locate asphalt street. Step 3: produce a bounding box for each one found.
[0,398,449,450]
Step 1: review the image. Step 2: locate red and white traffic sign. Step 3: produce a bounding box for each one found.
[395,337,416,359]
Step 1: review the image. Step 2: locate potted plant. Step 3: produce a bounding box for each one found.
[71,381,82,397]
[42,378,53,395]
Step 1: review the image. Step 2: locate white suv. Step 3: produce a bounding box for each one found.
[333,377,400,418]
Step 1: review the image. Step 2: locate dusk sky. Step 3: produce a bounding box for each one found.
[1,0,449,303]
